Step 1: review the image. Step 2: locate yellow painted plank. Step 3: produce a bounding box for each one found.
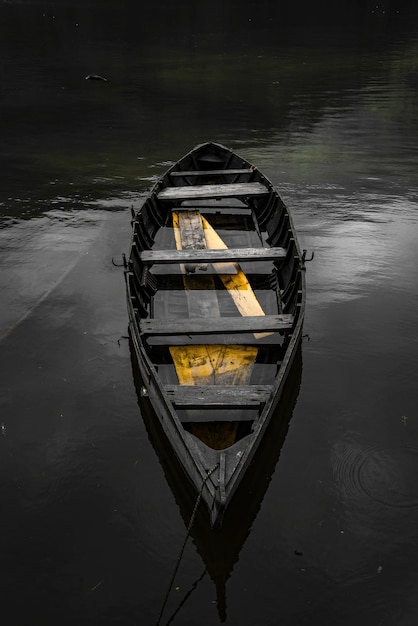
[170,211,261,449]
[201,216,272,338]
[169,343,258,451]
[171,212,258,385]
[169,345,258,386]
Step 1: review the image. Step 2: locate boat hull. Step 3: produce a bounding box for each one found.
[124,142,306,527]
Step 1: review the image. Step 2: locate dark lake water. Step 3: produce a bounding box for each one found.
[1,1,418,624]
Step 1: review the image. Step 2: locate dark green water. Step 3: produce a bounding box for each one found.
[1,1,418,624]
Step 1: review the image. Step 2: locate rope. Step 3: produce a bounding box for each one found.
[156,464,219,626]
[164,568,207,626]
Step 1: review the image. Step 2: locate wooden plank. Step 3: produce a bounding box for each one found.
[169,345,258,385]
[201,215,272,339]
[174,210,207,253]
[141,314,294,336]
[157,182,269,201]
[178,412,255,424]
[165,384,273,408]
[170,213,259,447]
[180,204,250,213]
[172,210,220,317]
[140,246,287,265]
[148,334,284,346]
[170,168,254,177]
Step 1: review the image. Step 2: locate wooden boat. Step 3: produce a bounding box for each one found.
[124,141,306,528]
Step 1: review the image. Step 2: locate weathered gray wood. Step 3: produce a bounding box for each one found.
[157,182,269,201]
[176,210,221,317]
[139,314,294,336]
[140,246,287,265]
[176,210,207,257]
[165,384,273,408]
[179,413,255,423]
[146,334,285,346]
[170,168,254,177]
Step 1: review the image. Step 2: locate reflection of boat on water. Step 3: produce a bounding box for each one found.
[124,142,306,528]
[130,337,303,622]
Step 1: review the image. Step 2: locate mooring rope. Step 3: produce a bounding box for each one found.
[164,567,207,626]
[156,464,219,626]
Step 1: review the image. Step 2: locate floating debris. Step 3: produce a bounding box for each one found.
[85,74,107,81]
[90,579,104,592]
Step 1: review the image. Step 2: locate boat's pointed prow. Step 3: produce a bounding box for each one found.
[211,501,226,530]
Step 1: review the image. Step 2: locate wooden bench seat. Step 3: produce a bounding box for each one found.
[169,168,255,178]
[139,246,287,265]
[157,182,269,201]
[146,335,285,346]
[139,314,294,337]
[165,384,273,409]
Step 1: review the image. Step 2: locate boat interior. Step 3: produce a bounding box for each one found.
[126,148,304,451]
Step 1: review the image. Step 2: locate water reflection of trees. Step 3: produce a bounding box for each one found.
[1,0,418,204]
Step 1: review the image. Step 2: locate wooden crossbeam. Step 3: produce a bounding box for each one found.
[148,335,284,346]
[165,384,273,408]
[169,168,254,177]
[139,247,287,265]
[140,314,294,336]
[157,182,269,201]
